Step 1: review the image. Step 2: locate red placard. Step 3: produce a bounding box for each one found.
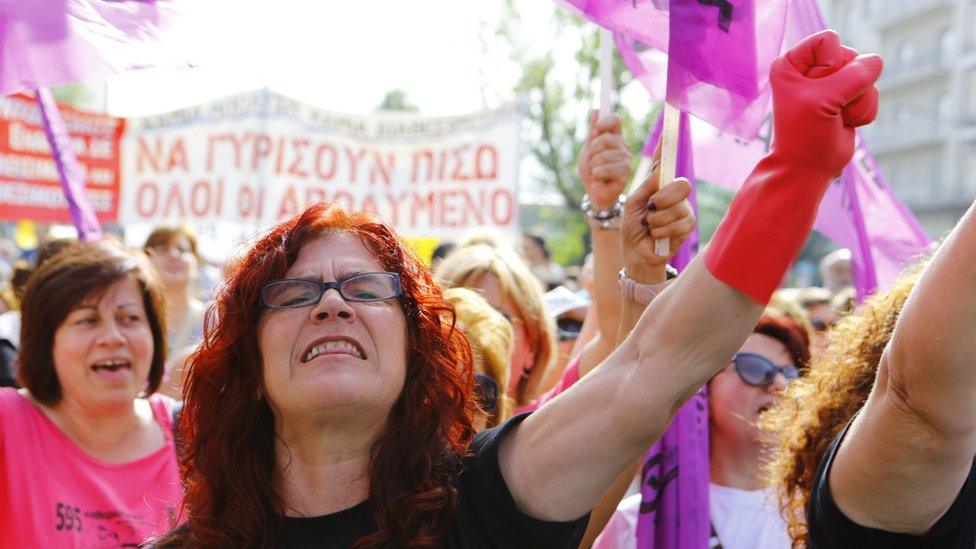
[0,93,123,223]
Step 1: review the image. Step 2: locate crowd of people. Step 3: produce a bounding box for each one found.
[0,30,972,548]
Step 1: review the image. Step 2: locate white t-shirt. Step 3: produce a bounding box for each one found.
[594,484,790,549]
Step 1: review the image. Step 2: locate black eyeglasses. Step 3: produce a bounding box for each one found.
[556,317,583,341]
[732,352,800,388]
[474,373,499,414]
[261,272,402,309]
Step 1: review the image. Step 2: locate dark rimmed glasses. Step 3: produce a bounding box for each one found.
[261,272,402,309]
[474,373,499,415]
[732,352,800,388]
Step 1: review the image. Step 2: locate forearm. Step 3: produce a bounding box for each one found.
[591,225,624,346]
[617,263,667,344]
[501,258,760,520]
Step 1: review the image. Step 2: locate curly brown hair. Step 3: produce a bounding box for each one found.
[761,260,926,547]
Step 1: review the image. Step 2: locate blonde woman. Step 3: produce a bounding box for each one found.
[444,287,514,429]
[435,243,557,408]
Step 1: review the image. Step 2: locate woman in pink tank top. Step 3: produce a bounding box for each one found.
[0,238,183,548]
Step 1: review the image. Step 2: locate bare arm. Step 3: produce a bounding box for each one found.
[579,143,692,545]
[497,31,883,521]
[505,253,761,520]
[830,200,976,533]
[577,113,631,377]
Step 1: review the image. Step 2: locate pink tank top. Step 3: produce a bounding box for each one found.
[0,389,183,548]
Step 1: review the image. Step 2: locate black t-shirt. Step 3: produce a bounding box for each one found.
[807,419,976,548]
[160,413,589,548]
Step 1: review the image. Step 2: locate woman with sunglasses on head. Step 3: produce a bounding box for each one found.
[594,313,809,549]
[153,32,881,548]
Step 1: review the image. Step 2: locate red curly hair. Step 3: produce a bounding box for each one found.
[160,203,477,547]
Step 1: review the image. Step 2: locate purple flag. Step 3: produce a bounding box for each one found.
[690,0,932,298]
[0,0,191,96]
[636,110,709,549]
[35,88,102,241]
[612,0,787,139]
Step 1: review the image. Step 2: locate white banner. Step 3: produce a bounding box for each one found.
[120,90,520,246]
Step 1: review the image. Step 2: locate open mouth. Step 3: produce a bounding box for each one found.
[91,359,132,373]
[302,339,366,363]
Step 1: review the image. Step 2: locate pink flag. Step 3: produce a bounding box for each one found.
[0,0,191,96]
[610,0,787,139]
[690,0,932,297]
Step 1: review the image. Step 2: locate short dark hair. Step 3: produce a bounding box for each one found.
[523,231,550,260]
[17,238,168,405]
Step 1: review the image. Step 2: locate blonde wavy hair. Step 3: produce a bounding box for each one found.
[443,288,515,427]
[434,243,557,406]
[762,260,926,547]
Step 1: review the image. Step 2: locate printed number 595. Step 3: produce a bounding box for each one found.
[55,503,82,532]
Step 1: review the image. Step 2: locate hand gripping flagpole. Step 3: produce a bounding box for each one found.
[654,103,680,257]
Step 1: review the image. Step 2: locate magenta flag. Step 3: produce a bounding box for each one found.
[0,0,191,96]
[35,88,102,241]
[690,0,932,298]
[636,110,708,549]
[555,0,669,51]
[611,0,787,139]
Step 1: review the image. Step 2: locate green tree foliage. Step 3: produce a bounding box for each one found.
[488,0,656,266]
[376,89,418,112]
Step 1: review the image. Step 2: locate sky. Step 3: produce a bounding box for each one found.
[103,0,551,117]
[91,0,655,209]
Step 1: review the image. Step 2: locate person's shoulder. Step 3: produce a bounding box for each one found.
[809,423,976,548]
[466,412,531,459]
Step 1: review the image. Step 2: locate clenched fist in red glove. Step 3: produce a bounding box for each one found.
[705,30,883,304]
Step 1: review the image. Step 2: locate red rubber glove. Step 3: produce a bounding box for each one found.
[704,30,883,304]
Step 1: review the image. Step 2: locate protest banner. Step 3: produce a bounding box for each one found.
[0,93,123,224]
[119,90,520,249]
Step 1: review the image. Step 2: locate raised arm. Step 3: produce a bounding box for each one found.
[499,30,883,521]
[828,200,976,534]
[576,112,631,377]
[579,139,694,548]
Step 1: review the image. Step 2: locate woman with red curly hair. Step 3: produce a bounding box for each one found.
[155,33,881,548]
[156,202,591,547]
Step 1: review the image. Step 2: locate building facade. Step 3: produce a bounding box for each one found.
[821,0,976,238]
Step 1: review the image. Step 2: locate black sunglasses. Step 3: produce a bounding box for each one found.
[732,352,799,388]
[556,317,583,341]
[474,373,499,415]
[261,272,402,309]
